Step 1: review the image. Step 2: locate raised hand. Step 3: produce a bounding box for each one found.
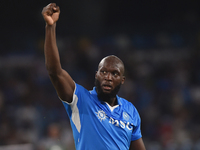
[42,3,60,26]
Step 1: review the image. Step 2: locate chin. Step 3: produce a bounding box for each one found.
[95,79,121,99]
[102,90,112,95]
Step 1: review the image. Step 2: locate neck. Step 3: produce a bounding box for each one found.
[98,95,117,107]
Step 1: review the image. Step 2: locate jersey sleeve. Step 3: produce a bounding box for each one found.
[60,83,86,106]
[61,83,87,133]
[131,108,142,141]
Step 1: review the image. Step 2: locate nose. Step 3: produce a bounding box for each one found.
[105,72,112,80]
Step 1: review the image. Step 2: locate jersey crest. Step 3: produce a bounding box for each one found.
[123,112,130,120]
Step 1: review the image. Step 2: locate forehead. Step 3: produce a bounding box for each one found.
[98,57,124,73]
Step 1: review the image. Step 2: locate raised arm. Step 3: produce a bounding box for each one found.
[42,3,75,103]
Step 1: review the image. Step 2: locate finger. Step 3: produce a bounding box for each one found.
[42,3,57,16]
[47,3,60,14]
[47,3,56,8]
[42,6,53,16]
[53,6,60,13]
[48,3,57,10]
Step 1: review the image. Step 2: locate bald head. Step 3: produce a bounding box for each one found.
[98,55,125,75]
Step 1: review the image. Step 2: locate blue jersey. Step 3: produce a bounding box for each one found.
[62,83,142,150]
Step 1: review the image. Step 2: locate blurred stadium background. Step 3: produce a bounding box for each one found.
[1,0,200,150]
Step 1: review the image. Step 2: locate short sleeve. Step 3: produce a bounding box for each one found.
[131,111,142,141]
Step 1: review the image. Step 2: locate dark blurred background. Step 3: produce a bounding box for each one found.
[1,0,200,150]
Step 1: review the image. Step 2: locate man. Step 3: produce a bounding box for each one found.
[42,3,146,150]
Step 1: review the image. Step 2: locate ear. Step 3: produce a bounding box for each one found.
[121,76,125,85]
[95,71,98,79]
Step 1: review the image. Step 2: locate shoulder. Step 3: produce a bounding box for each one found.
[74,83,90,95]
[74,83,96,103]
[119,96,140,119]
[119,97,136,110]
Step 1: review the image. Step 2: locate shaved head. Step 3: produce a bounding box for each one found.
[98,55,125,75]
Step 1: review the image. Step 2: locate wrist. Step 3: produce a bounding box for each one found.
[45,23,56,28]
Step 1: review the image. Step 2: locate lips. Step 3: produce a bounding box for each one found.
[102,84,112,91]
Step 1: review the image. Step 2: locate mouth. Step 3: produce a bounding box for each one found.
[102,84,112,91]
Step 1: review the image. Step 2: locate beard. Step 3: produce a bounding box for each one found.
[95,79,121,101]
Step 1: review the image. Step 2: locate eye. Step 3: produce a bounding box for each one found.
[101,70,107,74]
[113,72,119,77]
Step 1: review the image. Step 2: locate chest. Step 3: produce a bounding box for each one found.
[80,98,135,138]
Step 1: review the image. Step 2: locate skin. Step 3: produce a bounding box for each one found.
[95,55,125,106]
[42,3,75,103]
[42,3,146,150]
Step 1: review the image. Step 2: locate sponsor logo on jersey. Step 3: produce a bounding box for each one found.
[96,110,133,130]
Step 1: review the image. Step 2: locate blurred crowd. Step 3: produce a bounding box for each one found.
[1,27,200,150]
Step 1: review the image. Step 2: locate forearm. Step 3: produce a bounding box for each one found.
[44,23,62,74]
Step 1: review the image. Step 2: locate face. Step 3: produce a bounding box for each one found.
[95,56,125,100]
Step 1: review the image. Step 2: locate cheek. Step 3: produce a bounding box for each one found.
[113,78,122,85]
[95,74,103,82]
[116,77,125,85]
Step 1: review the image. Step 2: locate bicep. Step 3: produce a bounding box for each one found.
[49,69,75,103]
[129,138,146,150]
